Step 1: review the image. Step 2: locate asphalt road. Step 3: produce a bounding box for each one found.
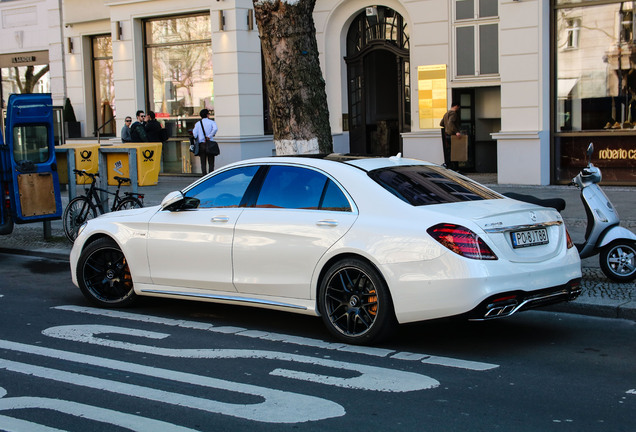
[0,253,635,431]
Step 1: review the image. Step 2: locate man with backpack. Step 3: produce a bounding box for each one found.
[130,110,148,142]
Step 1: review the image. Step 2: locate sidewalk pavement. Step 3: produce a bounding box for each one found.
[1,172,634,322]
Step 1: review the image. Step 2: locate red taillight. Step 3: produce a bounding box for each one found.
[565,228,574,249]
[427,223,498,260]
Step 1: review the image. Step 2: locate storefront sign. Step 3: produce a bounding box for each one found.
[417,65,447,129]
[596,148,636,161]
[556,134,636,184]
[12,56,36,64]
[0,50,48,68]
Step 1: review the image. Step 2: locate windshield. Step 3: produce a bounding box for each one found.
[368,165,502,206]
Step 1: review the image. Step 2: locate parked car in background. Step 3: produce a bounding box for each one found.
[70,155,582,345]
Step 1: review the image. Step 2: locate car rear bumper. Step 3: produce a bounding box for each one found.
[464,278,582,320]
[380,247,582,324]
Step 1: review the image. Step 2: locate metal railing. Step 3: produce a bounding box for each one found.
[96,117,116,143]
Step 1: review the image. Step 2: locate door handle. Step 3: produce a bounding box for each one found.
[317,219,338,227]
[211,216,229,223]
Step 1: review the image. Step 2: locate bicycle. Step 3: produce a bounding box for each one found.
[63,169,145,242]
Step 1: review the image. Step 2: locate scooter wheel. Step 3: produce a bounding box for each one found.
[599,241,636,282]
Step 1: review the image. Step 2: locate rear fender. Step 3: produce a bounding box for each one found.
[598,226,636,248]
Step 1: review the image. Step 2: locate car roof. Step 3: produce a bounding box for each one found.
[222,154,434,173]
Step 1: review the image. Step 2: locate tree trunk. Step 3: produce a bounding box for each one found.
[253,0,333,155]
[14,65,49,94]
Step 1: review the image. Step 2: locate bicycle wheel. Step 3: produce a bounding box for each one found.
[116,197,143,211]
[63,196,98,242]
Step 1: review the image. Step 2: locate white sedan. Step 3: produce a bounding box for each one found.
[70,155,582,345]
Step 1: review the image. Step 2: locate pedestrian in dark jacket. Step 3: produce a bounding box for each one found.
[130,110,148,142]
[144,111,164,142]
[439,101,462,169]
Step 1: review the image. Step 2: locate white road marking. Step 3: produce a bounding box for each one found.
[54,305,499,371]
[42,324,439,392]
[0,340,344,423]
[0,415,64,432]
[0,393,196,432]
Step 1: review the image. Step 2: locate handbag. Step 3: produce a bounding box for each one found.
[208,139,220,156]
[200,120,220,156]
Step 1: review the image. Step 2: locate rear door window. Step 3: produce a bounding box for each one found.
[12,124,49,164]
[255,165,351,211]
[369,165,502,206]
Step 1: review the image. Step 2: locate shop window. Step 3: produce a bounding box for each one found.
[454,0,499,77]
[555,2,636,132]
[1,65,50,96]
[144,14,212,139]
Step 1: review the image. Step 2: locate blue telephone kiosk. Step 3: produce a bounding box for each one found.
[0,93,62,235]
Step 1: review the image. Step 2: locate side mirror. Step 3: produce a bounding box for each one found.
[586,142,594,161]
[160,191,184,210]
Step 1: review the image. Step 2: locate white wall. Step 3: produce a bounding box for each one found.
[0,0,65,105]
[496,0,550,184]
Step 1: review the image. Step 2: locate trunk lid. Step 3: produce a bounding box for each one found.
[424,199,567,263]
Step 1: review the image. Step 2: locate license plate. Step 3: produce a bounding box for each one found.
[510,228,549,248]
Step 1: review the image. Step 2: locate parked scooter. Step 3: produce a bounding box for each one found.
[505,143,636,282]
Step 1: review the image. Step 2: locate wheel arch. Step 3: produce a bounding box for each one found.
[79,232,119,255]
[313,252,393,311]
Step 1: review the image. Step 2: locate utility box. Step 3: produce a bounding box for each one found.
[105,142,162,186]
[56,142,99,184]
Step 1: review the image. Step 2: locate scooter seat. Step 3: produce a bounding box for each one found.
[503,192,566,213]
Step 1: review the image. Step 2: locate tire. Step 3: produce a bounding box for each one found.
[76,237,137,307]
[116,197,143,211]
[63,196,97,243]
[318,258,396,345]
[599,241,636,282]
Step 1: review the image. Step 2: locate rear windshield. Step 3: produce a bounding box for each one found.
[368,165,502,206]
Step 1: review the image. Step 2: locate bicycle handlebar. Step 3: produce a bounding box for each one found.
[73,169,98,178]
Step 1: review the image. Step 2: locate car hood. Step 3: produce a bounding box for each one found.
[93,205,159,221]
[421,198,568,263]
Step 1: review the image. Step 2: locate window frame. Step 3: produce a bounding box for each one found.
[453,0,500,79]
[142,12,213,138]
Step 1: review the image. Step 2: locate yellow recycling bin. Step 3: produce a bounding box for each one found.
[104,142,162,186]
[56,142,100,184]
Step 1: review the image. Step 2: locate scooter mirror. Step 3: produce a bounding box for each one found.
[586,142,594,162]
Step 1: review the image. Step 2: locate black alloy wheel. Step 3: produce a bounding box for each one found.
[77,237,137,307]
[319,258,395,345]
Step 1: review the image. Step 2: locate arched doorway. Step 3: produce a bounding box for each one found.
[345,7,410,156]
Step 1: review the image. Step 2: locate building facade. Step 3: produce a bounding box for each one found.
[0,0,634,184]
